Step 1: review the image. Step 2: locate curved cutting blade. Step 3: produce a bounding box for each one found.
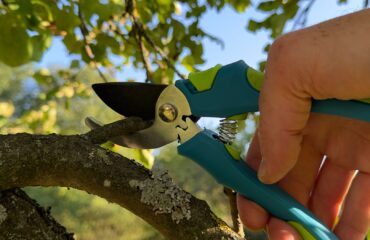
[119,85,193,149]
[92,83,192,149]
[92,82,167,120]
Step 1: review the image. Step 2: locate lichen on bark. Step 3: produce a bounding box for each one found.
[129,165,191,223]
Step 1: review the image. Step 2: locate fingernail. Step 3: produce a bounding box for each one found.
[258,159,268,182]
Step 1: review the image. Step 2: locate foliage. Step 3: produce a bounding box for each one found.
[0,0,252,83]
[0,0,366,239]
[1,0,365,74]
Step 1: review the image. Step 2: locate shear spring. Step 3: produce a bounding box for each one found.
[218,119,238,144]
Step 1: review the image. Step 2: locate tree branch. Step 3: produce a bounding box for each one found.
[134,29,154,83]
[224,187,244,238]
[83,117,151,144]
[0,117,242,240]
[0,188,74,239]
[292,0,316,30]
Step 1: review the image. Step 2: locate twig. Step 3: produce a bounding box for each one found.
[134,28,154,82]
[364,0,369,7]
[124,0,186,80]
[83,117,151,144]
[136,23,187,79]
[224,187,245,238]
[76,1,108,83]
[291,0,316,30]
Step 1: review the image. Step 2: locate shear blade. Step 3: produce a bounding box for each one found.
[92,82,167,120]
[92,82,181,149]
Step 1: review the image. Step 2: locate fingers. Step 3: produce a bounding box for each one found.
[258,34,312,184]
[277,136,323,205]
[237,194,269,230]
[239,131,323,233]
[309,159,356,228]
[257,10,370,183]
[267,218,302,240]
[334,172,370,240]
[245,130,262,170]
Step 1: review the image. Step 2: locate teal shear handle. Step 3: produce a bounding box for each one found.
[175,60,370,240]
[175,60,370,122]
[178,130,337,240]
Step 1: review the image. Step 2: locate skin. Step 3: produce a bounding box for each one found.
[237,9,370,240]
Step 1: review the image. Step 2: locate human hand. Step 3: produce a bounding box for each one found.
[238,9,370,240]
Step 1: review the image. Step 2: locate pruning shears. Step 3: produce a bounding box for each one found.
[90,60,370,240]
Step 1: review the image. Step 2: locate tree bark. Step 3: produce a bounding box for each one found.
[0,117,242,240]
[0,188,74,240]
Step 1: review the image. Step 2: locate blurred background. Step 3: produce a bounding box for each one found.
[0,0,367,239]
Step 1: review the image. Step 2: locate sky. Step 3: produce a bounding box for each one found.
[39,0,366,81]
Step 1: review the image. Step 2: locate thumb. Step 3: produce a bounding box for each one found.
[257,36,312,184]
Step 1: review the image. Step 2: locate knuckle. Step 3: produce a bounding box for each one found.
[265,31,314,96]
[268,32,302,71]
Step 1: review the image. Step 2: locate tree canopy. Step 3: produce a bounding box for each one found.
[0,0,368,239]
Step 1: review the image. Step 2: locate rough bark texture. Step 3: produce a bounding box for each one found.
[0,188,74,240]
[0,117,242,240]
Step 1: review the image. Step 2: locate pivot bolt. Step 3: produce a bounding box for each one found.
[159,103,178,122]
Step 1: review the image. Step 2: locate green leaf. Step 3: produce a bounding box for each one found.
[63,33,83,54]
[136,5,153,23]
[172,20,186,40]
[0,14,33,67]
[247,19,260,32]
[53,6,80,33]
[269,14,287,38]
[157,0,172,6]
[228,0,250,12]
[152,68,174,84]
[191,5,207,18]
[34,68,52,84]
[283,0,299,19]
[181,55,196,71]
[259,61,266,72]
[70,60,80,69]
[257,1,280,11]
[95,33,120,55]
[31,34,52,61]
[263,43,271,52]
[90,44,107,62]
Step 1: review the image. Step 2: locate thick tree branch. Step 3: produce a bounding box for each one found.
[0,188,74,239]
[0,117,242,240]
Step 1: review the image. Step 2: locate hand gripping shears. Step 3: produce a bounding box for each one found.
[91,60,370,240]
